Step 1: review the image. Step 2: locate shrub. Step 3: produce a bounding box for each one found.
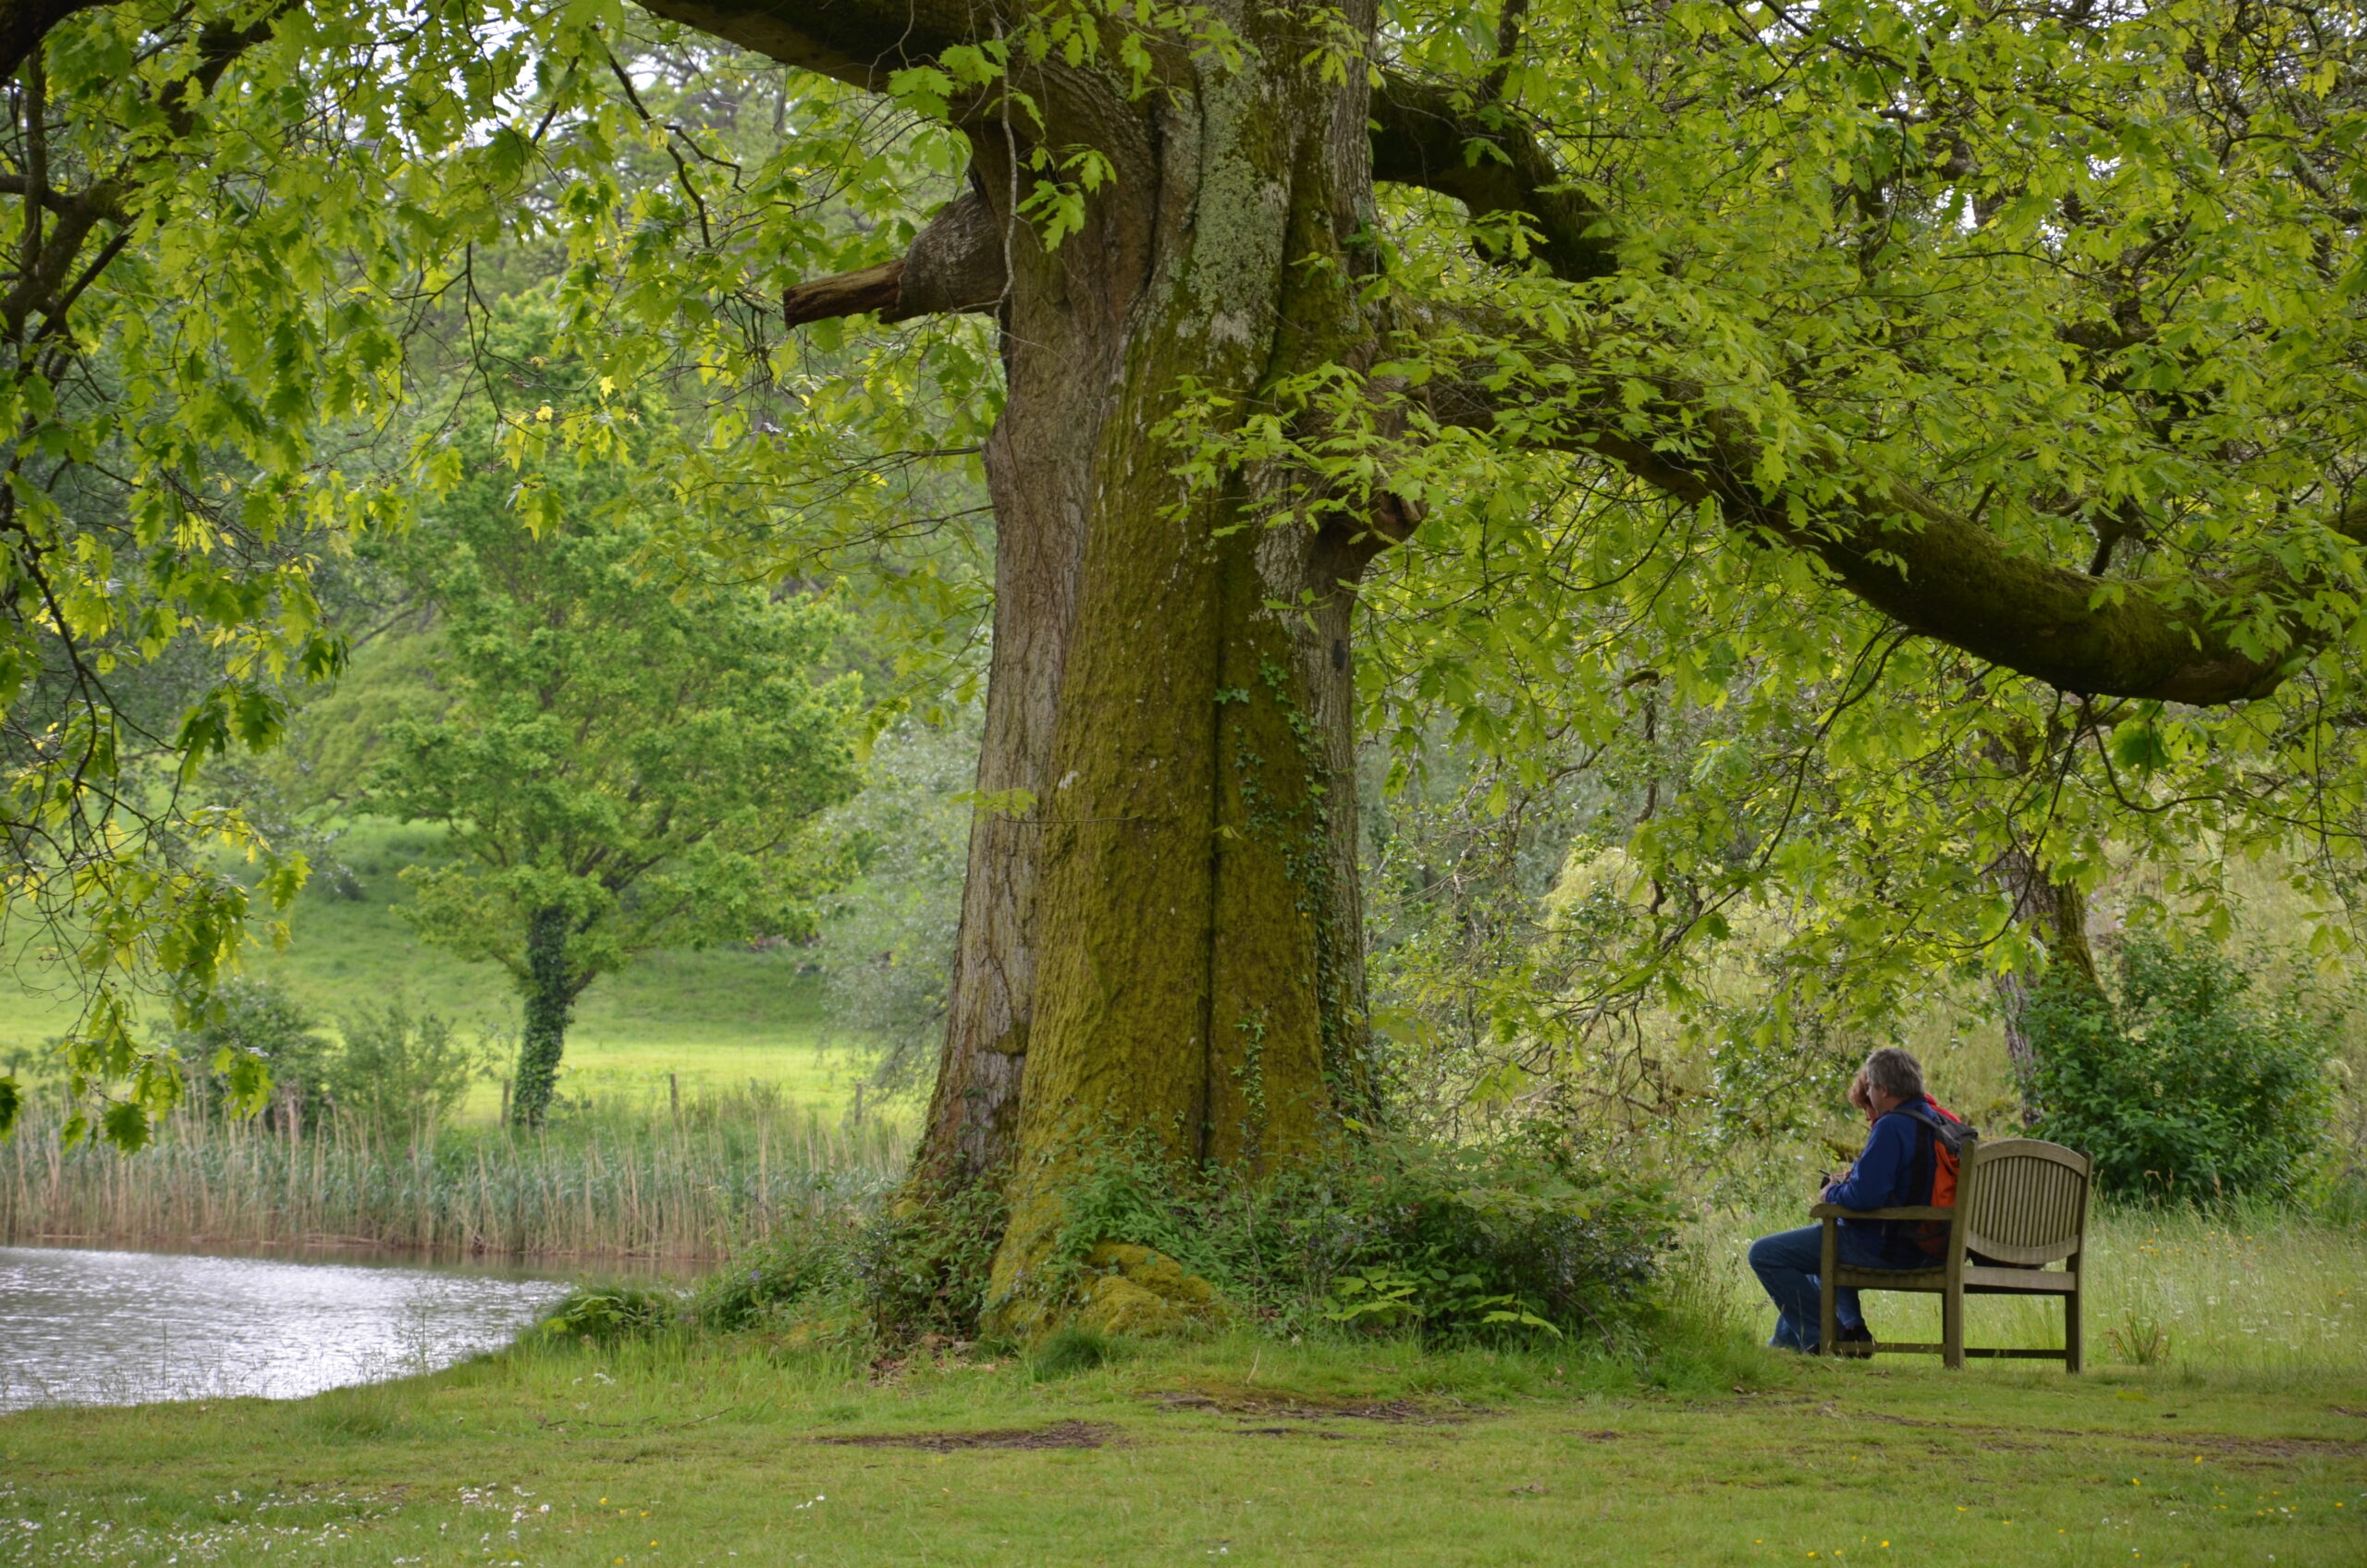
[326,1002,490,1146]
[693,1224,850,1332]
[1052,1130,1676,1343]
[539,1283,682,1343]
[2024,935,2336,1202]
[677,1133,1673,1350]
[848,1179,1008,1342]
[179,977,336,1124]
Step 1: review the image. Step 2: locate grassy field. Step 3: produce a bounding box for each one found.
[6,1195,2362,1563]
[0,821,873,1124]
[2,1329,2361,1567]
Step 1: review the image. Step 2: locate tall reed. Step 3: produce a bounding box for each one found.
[0,1085,909,1262]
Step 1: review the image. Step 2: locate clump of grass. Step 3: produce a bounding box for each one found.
[1031,1325,1117,1378]
[297,1385,406,1441]
[0,1087,906,1262]
[2106,1306,2169,1366]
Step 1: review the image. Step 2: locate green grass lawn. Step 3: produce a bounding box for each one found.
[0,820,874,1124]
[3,1334,2361,1566]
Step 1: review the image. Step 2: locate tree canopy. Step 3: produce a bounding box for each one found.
[366,333,862,1125]
[0,0,2362,1326]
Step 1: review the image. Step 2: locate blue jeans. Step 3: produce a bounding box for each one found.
[1748,1224,1925,1351]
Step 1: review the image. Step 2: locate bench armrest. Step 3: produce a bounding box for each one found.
[1809,1204,1955,1220]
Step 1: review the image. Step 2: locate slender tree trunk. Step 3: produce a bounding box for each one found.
[1990,851,2102,1127]
[510,904,574,1130]
[894,9,1389,1330]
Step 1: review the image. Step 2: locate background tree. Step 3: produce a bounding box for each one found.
[0,0,607,1144]
[365,377,862,1125]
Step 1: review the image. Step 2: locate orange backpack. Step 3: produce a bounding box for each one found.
[1894,1100,1980,1256]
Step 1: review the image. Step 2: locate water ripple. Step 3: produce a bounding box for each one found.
[0,1244,570,1410]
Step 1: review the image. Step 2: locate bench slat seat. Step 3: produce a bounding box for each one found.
[1824,1265,2081,1294]
[1813,1137,2091,1371]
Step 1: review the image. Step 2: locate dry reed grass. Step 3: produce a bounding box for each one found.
[0,1086,908,1262]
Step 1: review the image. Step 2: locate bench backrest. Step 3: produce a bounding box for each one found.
[1958,1137,2091,1267]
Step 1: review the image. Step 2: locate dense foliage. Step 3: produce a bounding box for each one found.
[178,978,487,1143]
[325,1002,490,1146]
[364,456,863,1124]
[2026,936,2340,1201]
[681,1133,1675,1348]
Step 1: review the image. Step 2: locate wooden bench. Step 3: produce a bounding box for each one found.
[1810,1136,2091,1371]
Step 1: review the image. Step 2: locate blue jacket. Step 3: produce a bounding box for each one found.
[1825,1106,1942,1266]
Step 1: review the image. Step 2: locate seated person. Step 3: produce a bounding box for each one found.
[1748,1047,1958,1353]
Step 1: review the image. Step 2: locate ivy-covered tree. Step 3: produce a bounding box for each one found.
[365,464,860,1126]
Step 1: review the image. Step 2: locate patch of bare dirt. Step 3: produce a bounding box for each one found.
[1149,1388,1479,1425]
[1843,1409,2367,1461]
[817,1421,1114,1452]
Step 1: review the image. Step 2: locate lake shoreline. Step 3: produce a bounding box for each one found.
[3,1231,700,1271]
[0,1243,570,1414]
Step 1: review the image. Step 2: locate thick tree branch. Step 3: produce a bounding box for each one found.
[635,0,976,92]
[0,0,100,83]
[0,178,120,335]
[1423,361,2357,704]
[1369,70,1617,283]
[781,258,902,325]
[0,171,116,221]
[158,2,300,138]
[780,189,1005,326]
[1635,424,2356,706]
[1370,68,2352,706]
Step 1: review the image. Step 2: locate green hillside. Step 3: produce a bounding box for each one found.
[0,819,874,1125]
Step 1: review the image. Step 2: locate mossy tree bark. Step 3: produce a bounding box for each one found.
[644,0,2367,1329]
[886,6,1390,1327]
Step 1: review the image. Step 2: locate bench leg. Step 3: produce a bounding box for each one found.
[2065,1288,2082,1375]
[1818,1220,1838,1356]
[1942,1286,1964,1371]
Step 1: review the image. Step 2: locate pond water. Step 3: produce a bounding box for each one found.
[0,1244,574,1412]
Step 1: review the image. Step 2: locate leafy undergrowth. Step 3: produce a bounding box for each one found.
[4,1330,2361,1566]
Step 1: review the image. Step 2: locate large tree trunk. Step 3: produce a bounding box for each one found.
[890,10,1387,1329]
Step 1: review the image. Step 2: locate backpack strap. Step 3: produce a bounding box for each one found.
[1891,1098,1980,1154]
[1882,1101,1979,1256]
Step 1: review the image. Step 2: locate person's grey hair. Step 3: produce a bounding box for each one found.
[1861,1047,1924,1102]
